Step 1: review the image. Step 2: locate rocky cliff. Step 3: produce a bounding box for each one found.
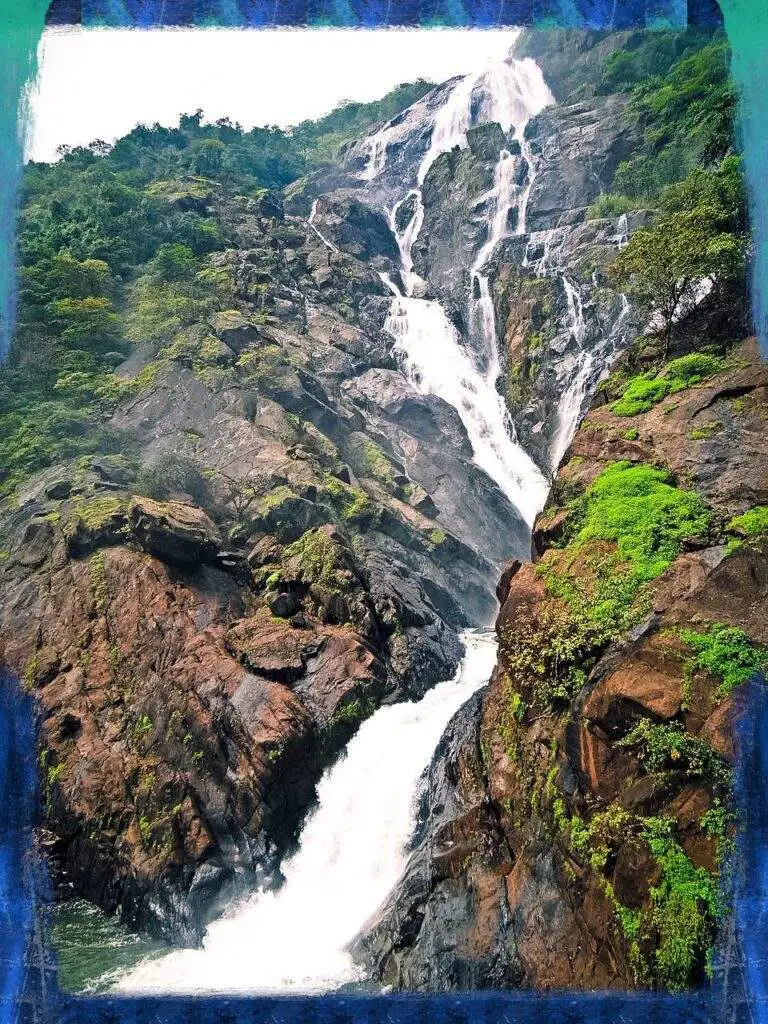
[0,179,517,943]
[0,24,754,991]
[355,320,767,991]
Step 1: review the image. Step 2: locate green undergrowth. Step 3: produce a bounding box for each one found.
[677,623,767,699]
[618,719,732,793]
[564,461,711,580]
[611,353,725,417]
[503,462,711,711]
[727,505,768,552]
[557,799,722,991]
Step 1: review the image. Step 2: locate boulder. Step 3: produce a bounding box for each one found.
[128,497,222,566]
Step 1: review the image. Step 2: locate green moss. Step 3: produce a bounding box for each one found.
[330,695,375,728]
[89,551,108,614]
[283,528,348,595]
[728,504,768,538]
[512,549,648,708]
[427,528,447,546]
[361,440,396,487]
[258,485,297,514]
[566,462,711,581]
[138,815,153,845]
[620,427,639,440]
[321,474,373,521]
[677,622,767,699]
[505,462,710,711]
[689,421,723,440]
[65,495,125,536]
[611,354,725,417]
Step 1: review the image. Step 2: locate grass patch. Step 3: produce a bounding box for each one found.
[678,623,767,699]
[611,353,725,417]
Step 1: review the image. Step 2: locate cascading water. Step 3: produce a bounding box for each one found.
[113,632,497,995]
[366,59,555,527]
[522,223,634,470]
[308,199,339,253]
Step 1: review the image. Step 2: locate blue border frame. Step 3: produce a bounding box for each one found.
[2,3,767,1023]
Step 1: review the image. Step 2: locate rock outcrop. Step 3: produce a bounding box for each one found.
[356,336,768,991]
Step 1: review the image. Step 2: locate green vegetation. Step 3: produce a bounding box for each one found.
[503,462,711,711]
[283,528,350,596]
[565,462,711,581]
[677,623,767,698]
[618,719,731,792]
[609,40,736,201]
[728,505,768,540]
[640,817,720,991]
[322,474,374,522]
[608,158,747,354]
[0,82,432,499]
[554,794,720,990]
[611,353,726,416]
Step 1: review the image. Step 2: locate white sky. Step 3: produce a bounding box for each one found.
[27,27,519,163]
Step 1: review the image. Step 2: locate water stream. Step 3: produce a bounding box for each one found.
[113,631,498,994]
[369,59,554,526]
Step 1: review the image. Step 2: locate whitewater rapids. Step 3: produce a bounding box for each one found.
[114,631,497,995]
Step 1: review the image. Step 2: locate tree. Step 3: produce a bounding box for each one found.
[49,296,122,352]
[608,158,747,354]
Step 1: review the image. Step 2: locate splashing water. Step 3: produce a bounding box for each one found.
[371,59,554,525]
[113,631,497,995]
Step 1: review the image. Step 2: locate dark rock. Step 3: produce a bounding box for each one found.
[269,592,300,618]
[45,479,72,500]
[128,497,222,567]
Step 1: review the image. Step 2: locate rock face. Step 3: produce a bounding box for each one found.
[0,137,530,940]
[356,337,768,991]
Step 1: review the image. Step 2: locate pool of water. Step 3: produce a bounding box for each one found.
[50,898,167,993]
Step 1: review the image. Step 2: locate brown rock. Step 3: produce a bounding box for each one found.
[226,607,320,683]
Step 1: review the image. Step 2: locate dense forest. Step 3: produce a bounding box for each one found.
[0,79,433,498]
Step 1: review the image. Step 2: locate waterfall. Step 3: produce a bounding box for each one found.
[550,277,592,469]
[368,59,554,527]
[113,631,498,995]
[308,199,339,252]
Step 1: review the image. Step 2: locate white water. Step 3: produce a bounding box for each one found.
[115,631,497,995]
[383,293,548,525]
[308,199,339,253]
[369,59,554,526]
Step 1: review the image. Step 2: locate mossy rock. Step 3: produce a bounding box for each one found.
[63,496,129,557]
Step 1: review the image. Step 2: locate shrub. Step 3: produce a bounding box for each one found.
[678,623,767,698]
[588,193,636,219]
[135,454,210,505]
[618,719,731,792]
